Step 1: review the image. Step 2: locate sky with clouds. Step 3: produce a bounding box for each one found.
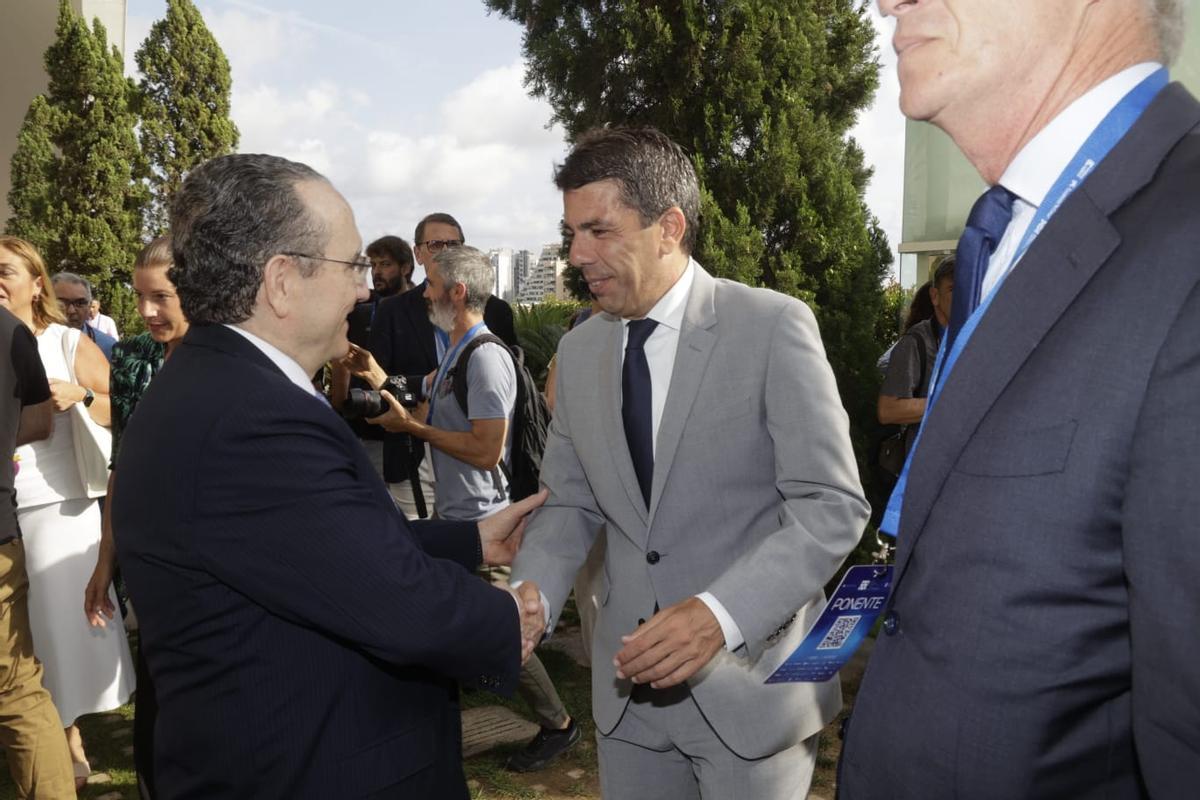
[124,0,904,276]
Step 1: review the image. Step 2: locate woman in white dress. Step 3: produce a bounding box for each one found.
[0,236,135,787]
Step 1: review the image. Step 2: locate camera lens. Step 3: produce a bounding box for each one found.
[343,388,389,419]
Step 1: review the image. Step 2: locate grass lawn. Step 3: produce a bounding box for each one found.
[0,600,871,799]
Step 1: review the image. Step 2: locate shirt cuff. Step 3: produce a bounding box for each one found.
[510,579,552,633]
[696,592,745,653]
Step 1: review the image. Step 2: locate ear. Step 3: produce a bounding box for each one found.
[928,283,939,304]
[260,254,296,318]
[657,206,687,257]
[32,275,43,298]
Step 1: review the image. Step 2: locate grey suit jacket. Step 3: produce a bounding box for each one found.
[512,265,868,759]
[840,84,1200,798]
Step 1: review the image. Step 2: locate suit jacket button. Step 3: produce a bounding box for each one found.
[646,551,660,565]
[882,610,899,636]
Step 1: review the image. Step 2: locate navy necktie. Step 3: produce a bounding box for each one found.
[622,318,659,508]
[944,184,1017,363]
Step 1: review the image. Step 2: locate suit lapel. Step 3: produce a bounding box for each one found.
[598,315,650,529]
[892,83,1200,584]
[649,268,717,522]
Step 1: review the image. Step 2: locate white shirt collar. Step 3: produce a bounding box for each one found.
[627,258,695,332]
[1000,62,1163,207]
[224,324,320,396]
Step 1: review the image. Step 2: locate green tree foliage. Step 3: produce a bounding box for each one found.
[136,0,238,236]
[6,0,147,331]
[485,0,894,466]
[561,264,592,303]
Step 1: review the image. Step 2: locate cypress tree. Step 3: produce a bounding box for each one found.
[135,0,238,236]
[6,0,147,330]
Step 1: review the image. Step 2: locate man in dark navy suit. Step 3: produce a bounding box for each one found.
[842,1,1198,797]
[113,154,544,799]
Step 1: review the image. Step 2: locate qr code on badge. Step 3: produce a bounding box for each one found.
[816,615,861,650]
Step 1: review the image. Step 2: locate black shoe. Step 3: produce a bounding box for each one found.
[505,718,581,772]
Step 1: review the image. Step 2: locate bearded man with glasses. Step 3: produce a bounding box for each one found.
[365,212,519,519]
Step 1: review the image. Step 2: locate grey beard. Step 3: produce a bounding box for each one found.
[429,301,455,333]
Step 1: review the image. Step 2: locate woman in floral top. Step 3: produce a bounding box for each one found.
[84,235,187,799]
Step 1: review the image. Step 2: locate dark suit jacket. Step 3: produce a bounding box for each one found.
[113,323,520,799]
[368,282,518,483]
[841,84,1200,798]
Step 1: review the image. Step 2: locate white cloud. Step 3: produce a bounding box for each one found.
[199,4,316,75]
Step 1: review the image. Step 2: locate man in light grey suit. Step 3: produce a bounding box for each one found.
[511,127,868,798]
[841,1,1199,797]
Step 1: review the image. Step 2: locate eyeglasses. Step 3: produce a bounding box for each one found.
[416,239,462,254]
[58,298,92,310]
[281,251,372,276]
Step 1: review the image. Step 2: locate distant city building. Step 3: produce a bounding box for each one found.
[2,1,128,226]
[512,249,534,299]
[487,248,514,301]
[517,244,565,304]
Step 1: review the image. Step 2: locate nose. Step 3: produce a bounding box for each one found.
[877,0,912,16]
[568,236,591,267]
[138,298,155,320]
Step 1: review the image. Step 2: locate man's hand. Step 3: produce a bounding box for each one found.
[511,581,547,663]
[340,343,388,390]
[366,390,417,433]
[47,379,86,412]
[478,489,548,566]
[614,597,725,689]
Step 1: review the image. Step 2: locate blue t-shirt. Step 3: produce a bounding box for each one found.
[429,339,516,521]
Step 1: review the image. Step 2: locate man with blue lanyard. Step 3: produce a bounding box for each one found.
[369,244,580,772]
[841,1,1199,796]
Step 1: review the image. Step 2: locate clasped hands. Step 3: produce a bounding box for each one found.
[475,491,549,664]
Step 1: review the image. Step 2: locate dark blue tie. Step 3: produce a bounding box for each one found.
[944,184,1016,362]
[623,318,659,508]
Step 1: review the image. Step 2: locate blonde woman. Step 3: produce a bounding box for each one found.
[0,236,135,787]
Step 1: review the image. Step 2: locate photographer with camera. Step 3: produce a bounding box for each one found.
[348,245,580,772]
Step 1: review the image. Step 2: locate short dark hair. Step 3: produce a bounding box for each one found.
[169,154,329,325]
[554,126,701,254]
[365,236,414,277]
[51,271,93,302]
[932,254,955,288]
[414,213,464,246]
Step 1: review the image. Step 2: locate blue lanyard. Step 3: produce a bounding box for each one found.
[434,328,450,362]
[426,321,487,422]
[880,67,1168,538]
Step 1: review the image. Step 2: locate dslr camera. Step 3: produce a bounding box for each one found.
[343,375,419,419]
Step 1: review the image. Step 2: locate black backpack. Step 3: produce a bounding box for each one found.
[451,334,550,501]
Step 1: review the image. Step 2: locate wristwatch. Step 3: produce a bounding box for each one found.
[82,388,95,408]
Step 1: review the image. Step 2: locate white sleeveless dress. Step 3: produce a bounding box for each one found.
[14,323,135,725]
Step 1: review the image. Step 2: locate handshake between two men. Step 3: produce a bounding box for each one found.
[474,491,726,683]
[473,489,551,665]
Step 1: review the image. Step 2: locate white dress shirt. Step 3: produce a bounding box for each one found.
[982,62,1163,300]
[224,324,321,397]
[620,259,746,653]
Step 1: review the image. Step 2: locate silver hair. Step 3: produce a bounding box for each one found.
[51,271,93,302]
[432,246,494,313]
[1149,0,1186,65]
[169,153,330,325]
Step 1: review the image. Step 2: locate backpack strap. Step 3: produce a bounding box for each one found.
[450,333,509,418]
